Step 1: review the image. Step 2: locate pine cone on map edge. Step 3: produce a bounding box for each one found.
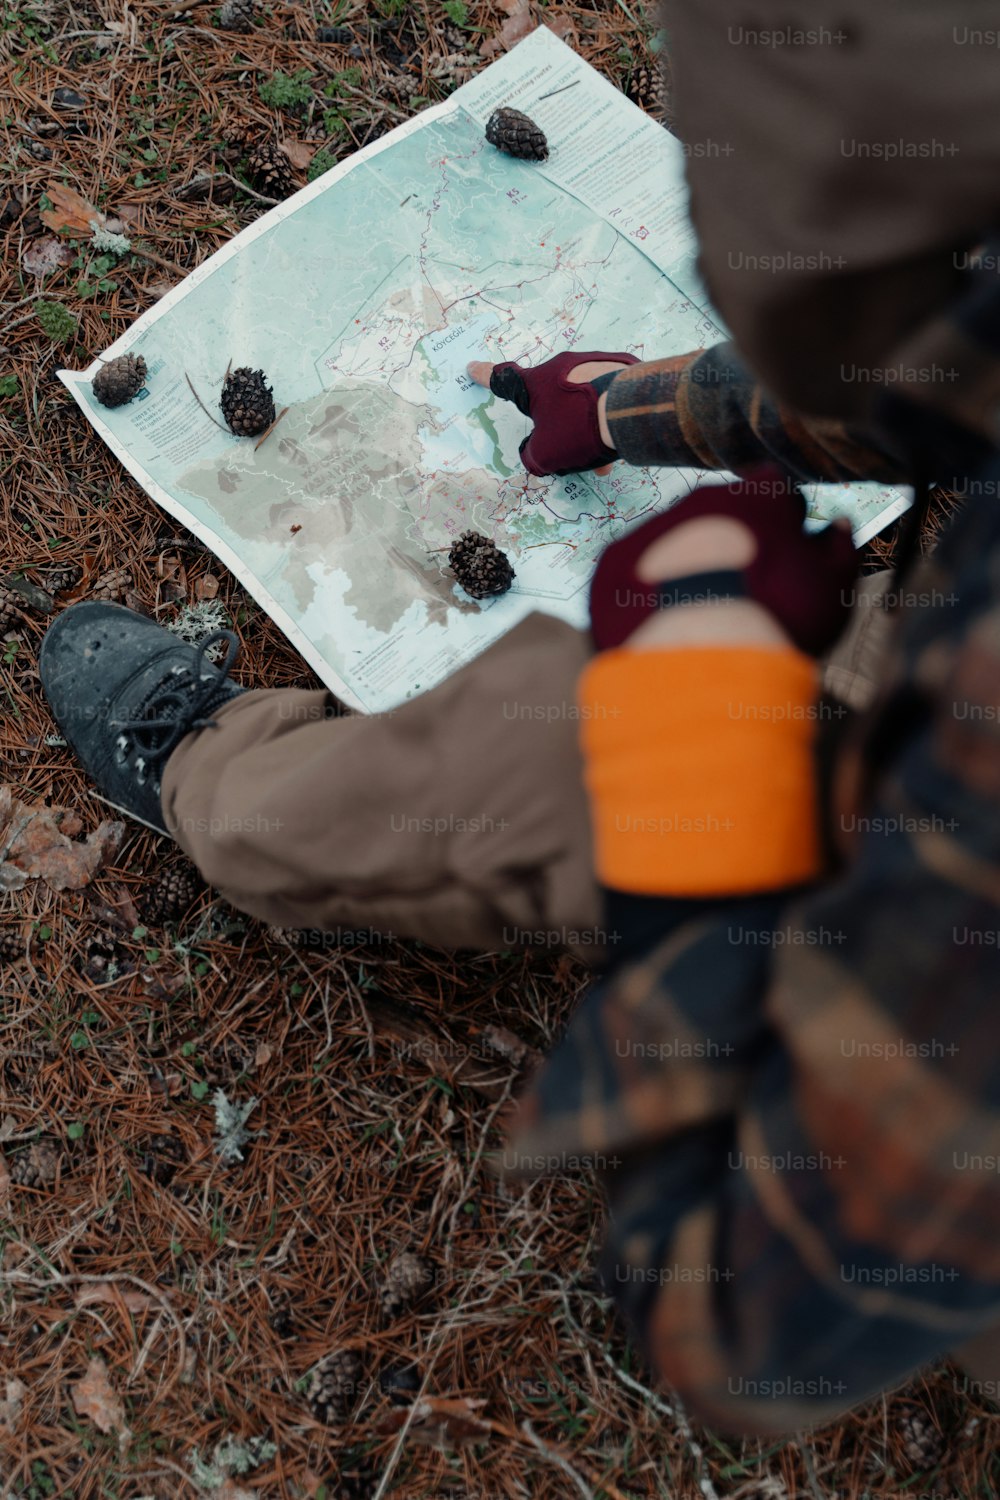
[219,0,257,32]
[220,366,276,436]
[625,61,663,118]
[142,862,205,925]
[92,353,147,409]
[485,107,548,162]
[307,1348,365,1423]
[243,137,297,200]
[447,530,516,600]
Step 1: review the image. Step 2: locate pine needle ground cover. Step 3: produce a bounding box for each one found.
[0,1,995,1495]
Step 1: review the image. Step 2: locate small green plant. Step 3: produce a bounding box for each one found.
[307,147,338,182]
[0,374,19,397]
[323,66,362,96]
[259,68,314,110]
[322,108,349,137]
[442,0,468,25]
[27,1460,57,1498]
[36,301,77,343]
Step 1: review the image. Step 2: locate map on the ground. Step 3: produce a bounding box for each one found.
[60,27,909,712]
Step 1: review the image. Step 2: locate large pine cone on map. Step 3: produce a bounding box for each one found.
[448,531,516,599]
[485,107,548,162]
[92,353,147,408]
[220,366,275,436]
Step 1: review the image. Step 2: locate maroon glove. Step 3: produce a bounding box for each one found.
[489,350,640,477]
[589,463,859,657]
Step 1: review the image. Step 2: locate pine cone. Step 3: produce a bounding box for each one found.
[92,353,147,409]
[624,61,662,117]
[485,107,548,162]
[243,138,297,201]
[0,925,26,963]
[91,567,133,602]
[10,1138,62,1187]
[268,1297,295,1338]
[219,0,257,32]
[138,1133,185,1185]
[898,1404,945,1470]
[307,1348,364,1423]
[447,530,515,600]
[39,562,83,595]
[220,366,276,437]
[379,1250,435,1323]
[0,585,23,634]
[79,920,129,983]
[142,862,205,925]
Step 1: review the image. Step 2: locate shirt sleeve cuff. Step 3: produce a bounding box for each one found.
[604,353,704,467]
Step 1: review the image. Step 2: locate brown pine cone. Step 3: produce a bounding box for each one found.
[307,1348,364,1423]
[268,1297,295,1338]
[91,567,133,602]
[243,138,297,200]
[0,585,22,634]
[624,61,663,118]
[898,1403,945,1470]
[39,562,83,595]
[0,925,26,963]
[142,862,205,925]
[10,1138,62,1187]
[485,106,548,162]
[447,530,515,600]
[379,1249,435,1323]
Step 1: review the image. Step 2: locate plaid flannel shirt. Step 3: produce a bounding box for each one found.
[505,338,1000,1434]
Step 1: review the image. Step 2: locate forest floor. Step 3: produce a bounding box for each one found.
[0,0,994,1496]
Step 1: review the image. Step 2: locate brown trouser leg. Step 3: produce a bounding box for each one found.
[161,576,898,958]
[161,613,605,958]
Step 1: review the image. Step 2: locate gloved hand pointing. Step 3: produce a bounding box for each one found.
[468,350,639,478]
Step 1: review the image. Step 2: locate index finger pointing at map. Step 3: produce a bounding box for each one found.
[467,361,494,388]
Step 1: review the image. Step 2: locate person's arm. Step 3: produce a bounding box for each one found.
[504,485,1000,1434]
[601,342,906,482]
[472,341,907,484]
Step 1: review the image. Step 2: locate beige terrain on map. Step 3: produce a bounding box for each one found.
[179,381,510,634]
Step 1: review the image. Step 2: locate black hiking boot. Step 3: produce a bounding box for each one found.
[39,601,243,835]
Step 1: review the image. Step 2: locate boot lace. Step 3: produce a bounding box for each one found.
[113,630,241,777]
